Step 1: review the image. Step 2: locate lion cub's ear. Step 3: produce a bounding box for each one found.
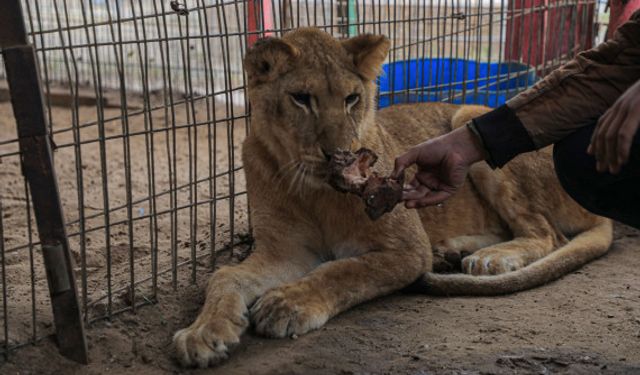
[244,37,300,85]
[342,34,390,81]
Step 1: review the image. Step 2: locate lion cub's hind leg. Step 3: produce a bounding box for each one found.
[461,236,555,275]
[433,233,507,272]
[458,145,564,276]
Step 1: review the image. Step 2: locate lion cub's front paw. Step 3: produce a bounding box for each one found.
[250,286,329,338]
[462,249,527,275]
[173,315,247,368]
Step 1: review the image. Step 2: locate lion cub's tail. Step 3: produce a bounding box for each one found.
[412,219,613,296]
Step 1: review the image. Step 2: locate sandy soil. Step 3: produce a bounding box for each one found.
[1,100,640,374]
[1,224,639,375]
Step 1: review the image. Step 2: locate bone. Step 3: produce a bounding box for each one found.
[328,148,404,220]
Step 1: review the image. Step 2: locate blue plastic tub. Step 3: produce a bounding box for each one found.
[378,58,538,108]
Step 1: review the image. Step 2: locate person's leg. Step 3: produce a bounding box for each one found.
[553,122,640,229]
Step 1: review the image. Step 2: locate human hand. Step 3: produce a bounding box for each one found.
[588,79,640,174]
[392,125,486,208]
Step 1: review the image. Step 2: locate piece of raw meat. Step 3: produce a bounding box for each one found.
[328,148,404,220]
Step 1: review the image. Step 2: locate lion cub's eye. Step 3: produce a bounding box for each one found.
[290,92,311,108]
[345,93,360,108]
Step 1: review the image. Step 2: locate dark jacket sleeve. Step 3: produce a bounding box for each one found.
[471,9,640,168]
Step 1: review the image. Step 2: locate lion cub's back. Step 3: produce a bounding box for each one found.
[376,102,462,149]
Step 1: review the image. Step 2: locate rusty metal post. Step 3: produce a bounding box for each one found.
[0,0,88,365]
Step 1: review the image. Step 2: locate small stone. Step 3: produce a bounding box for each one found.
[291,334,299,340]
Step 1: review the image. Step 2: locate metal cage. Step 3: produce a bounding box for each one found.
[0,0,603,362]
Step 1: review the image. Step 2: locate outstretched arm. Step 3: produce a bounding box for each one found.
[394,10,640,208]
[474,9,640,169]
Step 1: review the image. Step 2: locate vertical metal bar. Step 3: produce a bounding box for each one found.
[446,0,455,102]
[87,0,114,319]
[103,0,122,317]
[197,0,219,269]
[51,0,87,325]
[304,0,311,27]
[1,201,8,360]
[322,0,327,31]
[515,0,527,93]
[77,0,96,325]
[114,0,137,314]
[23,182,37,343]
[175,7,199,285]
[495,0,506,106]
[388,0,396,104]
[418,0,427,102]
[217,0,237,260]
[434,0,442,101]
[240,0,254,245]
[0,1,88,363]
[158,0,180,291]
[348,0,357,36]
[25,0,54,135]
[282,0,293,32]
[426,0,435,102]
[556,0,569,67]
[330,0,335,35]
[313,0,319,27]
[247,0,261,46]
[485,0,495,106]
[524,0,537,91]
[403,0,411,104]
[147,0,163,300]
[471,0,479,104]
[131,0,159,300]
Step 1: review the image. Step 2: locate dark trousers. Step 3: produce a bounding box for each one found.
[553,123,640,229]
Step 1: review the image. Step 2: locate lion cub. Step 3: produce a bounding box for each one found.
[173,28,612,367]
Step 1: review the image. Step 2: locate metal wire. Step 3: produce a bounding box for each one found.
[1,202,7,359]
[0,0,602,359]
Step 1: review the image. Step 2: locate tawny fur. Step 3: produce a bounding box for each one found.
[173,28,612,368]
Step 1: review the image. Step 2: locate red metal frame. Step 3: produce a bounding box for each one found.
[246,0,275,47]
[505,0,595,72]
[607,0,640,39]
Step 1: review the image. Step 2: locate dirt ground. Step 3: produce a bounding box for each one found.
[0,224,638,375]
[1,100,640,374]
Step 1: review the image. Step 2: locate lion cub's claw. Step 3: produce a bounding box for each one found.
[250,287,329,338]
[173,318,244,368]
[462,251,527,275]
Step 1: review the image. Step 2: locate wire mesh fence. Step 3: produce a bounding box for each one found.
[0,0,601,359]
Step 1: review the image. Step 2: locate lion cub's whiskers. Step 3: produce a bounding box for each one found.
[287,164,304,195]
[273,160,300,188]
[298,164,311,197]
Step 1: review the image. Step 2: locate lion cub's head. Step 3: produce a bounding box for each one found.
[244,28,390,187]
